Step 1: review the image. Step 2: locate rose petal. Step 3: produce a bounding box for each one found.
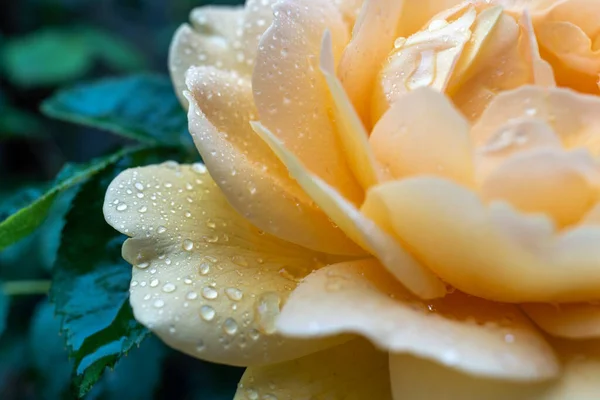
[474,118,562,184]
[336,0,405,126]
[369,87,474,186]
[252,121,445,299]
[450,7,538,120]
[252,0,363,204]
[519,10,556,87]
[320,31,380,189]
[471,85,600,156]
[480,148,598,227]
[238,0,276,72]
[185,66,363,256]
[362,177,600,303]
[103,163,344,366]
[390,337,600,399]
[234,338,392,400]
[277,259,559,381]
[372,6,476,122]
[169,6,244,104]
[522,302,600,339]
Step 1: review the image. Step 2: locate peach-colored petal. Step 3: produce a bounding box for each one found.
[480,148,598,227]
[337,0,405,126]
[522,302,600,339]
[277,259,559,381]
[390,337,600,399]
[320,31,380,189]
[234,339,392,400]
[520,10,556,87]
[536,20,600,93]
[103,163,344,366]
[369,87,474,186]
[396,0,465,37]
[252,121,446,299]
[372,6,476,122]
[450,8,538,120]
[252,0,363,204]
[333,0,364,28]
[362,177,600,303]
[471,85,600,155]
[238,0,276,73]
[169,6,244,104]
[474,118,562,184]
[185,67,363,256]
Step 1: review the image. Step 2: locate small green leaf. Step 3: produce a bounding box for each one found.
[0,28,146,88]
[42,75,193,148]
[1,29,92,87]
[50,147,185,398]
[0,147,141,251]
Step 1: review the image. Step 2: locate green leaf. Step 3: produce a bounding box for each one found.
[1,29,93,87]
[50,147,185,398]
[0,28,147,87]
[42,74,193,148]
[0,147,141,251]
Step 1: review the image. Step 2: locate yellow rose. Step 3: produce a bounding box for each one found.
[104,0,600,398]
[500,0,600,94]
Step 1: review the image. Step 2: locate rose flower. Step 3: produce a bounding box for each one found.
[104,0,600,398]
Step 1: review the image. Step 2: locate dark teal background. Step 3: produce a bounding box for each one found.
[0,0,246,398]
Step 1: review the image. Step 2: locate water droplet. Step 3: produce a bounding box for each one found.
[199,263,210,275]
[186,291,198,300]
[192,163,207,174]
[135,182,144,191]
[222,318,239,335]
[183,239,194,251]
[196,340,205,352]
[202,287,218,300]
[248,329,260,340]
[504,333,515,343]
[153,299,165,308]
[157,226,167,234]
[246,389,259,400]
[116,203,128,211]
[255,292,281,334]
[162,283,176,293]
[138,206,147,213]
[136,262,149,269]
[232,256,248,267]
[225,288,243,301]
[206,219,216,229]
[200,305,216,321]
[150,279,159,287]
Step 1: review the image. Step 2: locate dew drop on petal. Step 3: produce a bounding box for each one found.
[255,292,281,334]
[136,262,149,269]
[162,283,176,293]
[222,318,239,335]
[225,287,243,301]
[198,262,210,275]
[153,299,165,308]
[202,287,218,299]
[183,239,194,251]
[186,291,198,300]
[116,203,128,211]
[200,305,216,321]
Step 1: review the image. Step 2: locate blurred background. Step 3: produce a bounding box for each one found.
[0,0,245,398]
